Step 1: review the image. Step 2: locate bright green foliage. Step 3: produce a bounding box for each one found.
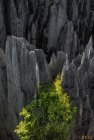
[15,75,77,140]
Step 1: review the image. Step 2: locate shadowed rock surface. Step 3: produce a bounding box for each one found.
[0,36,51,139]
[62,37,94,139]
[1,0,94,55]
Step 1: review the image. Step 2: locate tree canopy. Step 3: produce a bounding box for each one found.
[15,75,77,140]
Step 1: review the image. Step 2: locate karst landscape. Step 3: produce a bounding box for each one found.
[0,0,94,139]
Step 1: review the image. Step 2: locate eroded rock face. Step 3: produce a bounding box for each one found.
[0,0,94,56]
[35,49,52,82]
[0,36,51,139]
[0,49,7,140]
[62,37,94,139]
[0,0,94,139]
[7,0,29,37]
[49,51,66,78]
[0,1,6,50]
[5,36,38,139]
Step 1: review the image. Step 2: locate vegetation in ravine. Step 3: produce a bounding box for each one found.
[15,75,77,140]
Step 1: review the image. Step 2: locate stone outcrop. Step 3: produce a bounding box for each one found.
[0,36,51,140]
[49,51,66,78]
[35,49,51,82]
[0,1,6,50]
[61,37,94,139]
[0,48,7,140]
[0,0,94,56]
[0,0,94,139]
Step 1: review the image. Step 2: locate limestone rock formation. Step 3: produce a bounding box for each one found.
[0,0,94,54]
[0,0,94,139]
[62,37,94,139]
[0,48,7,140]
[35,49,51,82]
[49,51,66,78]
[0,1,6,50]
[0,36,51,139]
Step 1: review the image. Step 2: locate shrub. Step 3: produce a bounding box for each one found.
[15,75,77,140]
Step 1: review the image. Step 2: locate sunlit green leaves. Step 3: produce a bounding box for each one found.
[15,75,77,140]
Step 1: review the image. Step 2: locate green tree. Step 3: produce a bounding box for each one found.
[15,75,77,140]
